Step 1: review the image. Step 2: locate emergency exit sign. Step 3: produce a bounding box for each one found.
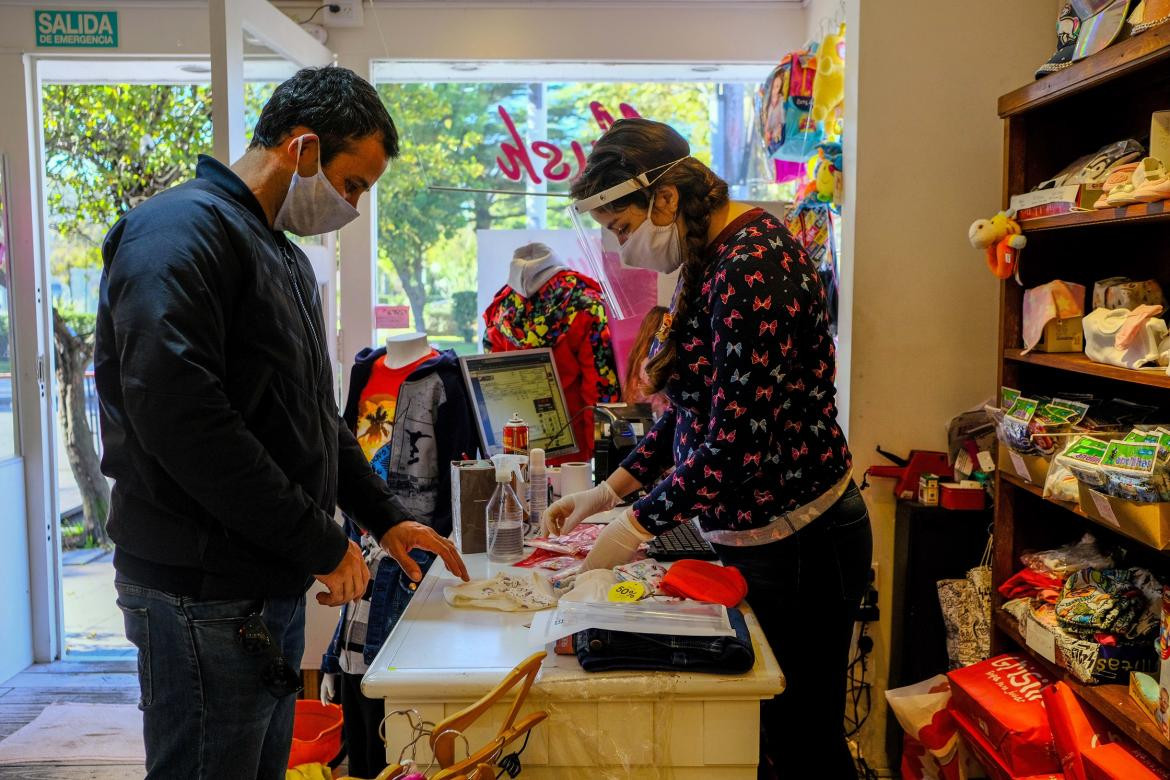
[35,10,118,48]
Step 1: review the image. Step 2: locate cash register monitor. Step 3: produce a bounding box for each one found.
[460,349,579,459]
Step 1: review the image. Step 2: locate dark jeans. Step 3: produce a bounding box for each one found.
[715,482,872,780]
[115,575,306,780]
[339,671,388,778]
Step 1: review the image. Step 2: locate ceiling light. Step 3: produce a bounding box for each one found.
[692,65,721,73]
[179,63,212,74]
[450,63,480,72]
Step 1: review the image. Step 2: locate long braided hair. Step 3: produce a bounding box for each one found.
[570,119,729,393]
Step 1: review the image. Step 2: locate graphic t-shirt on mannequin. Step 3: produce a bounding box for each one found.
[355,349,440,468]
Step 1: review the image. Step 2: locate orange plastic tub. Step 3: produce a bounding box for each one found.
[288,700,344,769]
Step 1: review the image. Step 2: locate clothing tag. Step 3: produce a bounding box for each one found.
[977,450,996,473]
[1025,616,1057,664]
[607,581,646,602]
[1010,451,1029,480]
[1089,491,1121,528]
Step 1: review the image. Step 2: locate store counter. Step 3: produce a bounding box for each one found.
[362,554,784,779]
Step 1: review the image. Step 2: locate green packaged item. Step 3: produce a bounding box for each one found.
[1056,436,1109,487]
[1051,398,1090,425]
[1100,441,1170,503]
[1006,396,1039,423]
[1001,387,1021,410]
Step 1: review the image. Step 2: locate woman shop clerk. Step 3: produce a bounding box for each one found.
[546,119,872,779]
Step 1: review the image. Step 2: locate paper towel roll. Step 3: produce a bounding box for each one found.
[560,461,593,496]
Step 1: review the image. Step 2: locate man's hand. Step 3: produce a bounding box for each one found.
[314,540,370,606]
[380,521,469,582]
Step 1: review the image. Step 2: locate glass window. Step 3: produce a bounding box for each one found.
[372,76,787,362]
[0,156,15,460]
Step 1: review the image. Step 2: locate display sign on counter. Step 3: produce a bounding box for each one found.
[374,305,410,330]
[35,10,118,47]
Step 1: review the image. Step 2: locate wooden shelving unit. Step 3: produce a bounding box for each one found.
[992,29,1170,768]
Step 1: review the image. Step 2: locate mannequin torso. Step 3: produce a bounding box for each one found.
[385,331,432,369]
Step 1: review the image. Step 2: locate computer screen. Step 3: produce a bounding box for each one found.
[460,349,579,459]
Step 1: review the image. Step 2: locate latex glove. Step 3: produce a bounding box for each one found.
[580,510,653,572]
[544,482,620,536]
[319,672,338,706]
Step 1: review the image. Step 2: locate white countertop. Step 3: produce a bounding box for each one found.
[361,553,785,702]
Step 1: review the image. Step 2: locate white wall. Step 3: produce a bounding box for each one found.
[839,0,1058,766]
[0,459,32,681]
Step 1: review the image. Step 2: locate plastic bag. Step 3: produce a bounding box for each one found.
[1020,533,1113,575]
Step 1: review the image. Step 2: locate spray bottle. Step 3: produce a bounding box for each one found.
[527,448,548,538]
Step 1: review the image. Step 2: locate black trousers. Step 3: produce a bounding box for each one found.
[339,671,389,778]
[715,483,873,780]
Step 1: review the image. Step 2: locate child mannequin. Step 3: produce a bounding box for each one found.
[385,331,432,369]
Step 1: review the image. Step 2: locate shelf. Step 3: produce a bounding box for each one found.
[998,471,1170,552]
[999,24,1170,116]
[993,611,1170,767]
[1018,202,1170,232]
[1003,349,1170,390]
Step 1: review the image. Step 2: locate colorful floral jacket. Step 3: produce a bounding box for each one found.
[483,270,620,464]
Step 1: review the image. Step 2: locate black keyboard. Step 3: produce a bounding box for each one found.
[647,519,719,561]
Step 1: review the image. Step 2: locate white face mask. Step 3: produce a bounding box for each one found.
[618,194,683,274]
[273,135,359,236]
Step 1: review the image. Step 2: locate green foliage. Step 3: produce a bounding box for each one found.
[452,291,478,343]
[0,312,9,364]
[41,83,213,274]
[56,305,97,341]
[376,80,719,332]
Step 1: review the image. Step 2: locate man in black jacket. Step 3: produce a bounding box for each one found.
[96,66,467,779]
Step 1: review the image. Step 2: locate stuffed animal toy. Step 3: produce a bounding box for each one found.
[811,24,846,128]
[968,211,1026,280]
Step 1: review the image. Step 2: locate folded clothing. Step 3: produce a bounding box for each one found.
[572,605,754,674]
[614,560,667,594]
[1055,568,1148,640]
[999,568,1066,602]
[443,571,557,611]
[660,559,748,608]
[947,654,1060,776]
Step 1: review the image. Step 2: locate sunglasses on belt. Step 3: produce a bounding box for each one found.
[237,613,303,698]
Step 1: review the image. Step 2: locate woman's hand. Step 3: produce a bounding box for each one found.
[543,482,620,535]
[580,510,654,572]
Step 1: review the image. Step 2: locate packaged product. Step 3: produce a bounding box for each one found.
[1020,534,1114,576]
[1100,441,1170,503]
[947,654,1060,776]
[885,675,968,780]
[1041,682,1110,780]
[1056,437,1109,487]
[1082,742,1170,780]
[1002,387,1023,410]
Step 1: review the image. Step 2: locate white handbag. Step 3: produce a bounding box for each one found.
[1082,306,1169,369]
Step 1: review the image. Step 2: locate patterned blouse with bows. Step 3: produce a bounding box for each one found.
[622,208,851,536]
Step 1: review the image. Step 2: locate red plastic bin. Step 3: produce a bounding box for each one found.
[288,700,344,769]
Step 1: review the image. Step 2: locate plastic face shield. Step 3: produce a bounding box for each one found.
[566,157,688,320]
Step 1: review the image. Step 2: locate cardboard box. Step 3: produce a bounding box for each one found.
[952,708,1064,780]
[1034,316,1085,353]
[1076,483,1170,550]
[1000,442,1053,486]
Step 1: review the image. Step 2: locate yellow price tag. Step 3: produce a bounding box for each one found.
[607,581,646,602]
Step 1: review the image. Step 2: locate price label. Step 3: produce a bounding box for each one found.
[608,581,647,602]
[1010,452,1029,481]
[1089,491,1121,528]
[1025,616,1057,664]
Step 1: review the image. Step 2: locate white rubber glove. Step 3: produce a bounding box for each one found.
[320,672,338,706]
[543,481,620,535]
[580,510,654,572]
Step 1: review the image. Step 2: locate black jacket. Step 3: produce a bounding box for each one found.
[95,155,405,599]
[341,347,479,538]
